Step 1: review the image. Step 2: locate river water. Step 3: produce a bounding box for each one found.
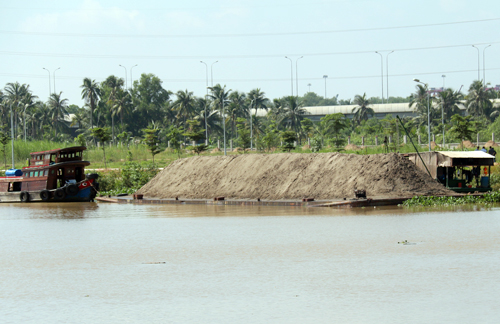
[1,202,499,324]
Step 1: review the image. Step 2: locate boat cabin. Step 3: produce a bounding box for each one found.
[405,151,495,193]
[0,146,90,193]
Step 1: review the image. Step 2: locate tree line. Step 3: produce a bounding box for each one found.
[1,74,500,154]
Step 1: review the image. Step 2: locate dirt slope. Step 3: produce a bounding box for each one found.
[136,153,454,200]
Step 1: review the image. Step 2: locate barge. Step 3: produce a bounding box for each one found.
[0,146,98,203]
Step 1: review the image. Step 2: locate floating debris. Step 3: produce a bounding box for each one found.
[398,240,416,245]
[143,261,166,264]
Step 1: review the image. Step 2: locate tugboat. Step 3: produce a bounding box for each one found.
[0,146,99,203]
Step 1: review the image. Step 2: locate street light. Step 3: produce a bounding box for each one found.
[483,44,491,83]
[130,64,138,88]
[10,102,14,168]
[42,68,51,95]
[307,83,311,92]
[375,51,384,103]
[386,51,394,101]
[323,75,328,98]
[472,45,480,81]
[442,75,446,90]
[295,56,304,96]
[119,65,128,89]
[413,79,431,152]
[53,67,61,94]
[210,61,218,87]
[200,61,209,145]
[285,56,293,96]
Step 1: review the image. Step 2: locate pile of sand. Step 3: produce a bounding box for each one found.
[462,140,475,149]
[136,153,453,200]
[484,140,499,148]
[345,144,361,151]
[302,144,311,150]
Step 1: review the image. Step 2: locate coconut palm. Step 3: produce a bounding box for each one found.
[80,78,101,129]
[103,75,125,139]
[282,96,307,134]
[436,88,463,122]
[48,92,69,137]
[466,80,493,119]
[352,93,375,125]
[112,89,132,129]
[247,88,269,116]
[409,84,434,128]
[173,89,197,126]
[208,84,231,138]
[227,91,248,139]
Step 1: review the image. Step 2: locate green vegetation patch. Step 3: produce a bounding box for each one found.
[402,191,500,207]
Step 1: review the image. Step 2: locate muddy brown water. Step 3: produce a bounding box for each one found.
[1,203,500,323]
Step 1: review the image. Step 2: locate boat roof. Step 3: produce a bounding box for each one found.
[30,146,87,155]
[436,151,495,159]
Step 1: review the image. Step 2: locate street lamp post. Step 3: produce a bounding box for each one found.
[200,61,209,145]
[295,56,304,96]
[386,51,394,102]
[223,96,226,156]
[285,57,293,96]
[483,45,491,83]
[210,61,218,87]
[375,51,384,103]
[323,75,328,98]
[307,83,311,92]
[53,67,61,94]
[130,64,138,88]
[441,75,446,148]
[472,45,480,81]
[42,68,51,95]
[119,65,128,89]
[250,99,255,151]
[414,79,431,152]
[10,103,14,168]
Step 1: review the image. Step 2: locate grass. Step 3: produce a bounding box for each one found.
[402,191,500,207]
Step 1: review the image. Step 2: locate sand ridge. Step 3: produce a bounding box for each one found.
[136,153,454,200]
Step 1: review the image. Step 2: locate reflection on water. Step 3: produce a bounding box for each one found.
[1,202,500,323]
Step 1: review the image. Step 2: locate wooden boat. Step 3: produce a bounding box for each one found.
[0,146,98,203]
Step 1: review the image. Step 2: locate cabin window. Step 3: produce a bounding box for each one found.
[44,170,48,176]
[34,171,39,177]
[51,170,55,174]
[29,171,33,177]
[45,154,50,160]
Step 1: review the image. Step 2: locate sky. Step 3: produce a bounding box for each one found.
[1,0,499,107]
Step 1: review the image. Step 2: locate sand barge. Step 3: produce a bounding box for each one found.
[136,153,454,200]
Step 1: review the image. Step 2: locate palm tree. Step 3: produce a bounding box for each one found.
[103,75,125,140]
[352,93,375,125]
[4,82,30,137]
[247,88,269,116]
[466,80,493,119]
[409,84,434,128]
[80,78,101,129]
[228,91,248,139]
[437,88,463,122]
[112,89,132,129]
[48,92,69,138]
[282,96,307,134]
[173,89,197,126]
[208,84,231,138]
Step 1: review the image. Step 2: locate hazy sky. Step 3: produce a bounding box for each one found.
[1,0,499,106]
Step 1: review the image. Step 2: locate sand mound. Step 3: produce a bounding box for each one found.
[430,141,439,150]
[136,153,453,200]
[462,140,475,149]
[484,140,499,147]
[211,148,221,153]
[302,144,311,150]
[345,144,361,151]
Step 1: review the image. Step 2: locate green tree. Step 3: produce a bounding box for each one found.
[352,93,374,125]
[173,89,197,125]
[261,121,280,152]
[0,129,9,168]
[282,96,307,134]
[300,118,314,141]
[449,114,476,150]
[466,80,494,119]
[80,78,101,129]
[48,92,68,138]
[280,130,297,152]
[235,117,251,152]
[167,125,184,158]
[143,126,162,164]
[320,113,348,150]
[91,127,111,169]
[183,119,207,155]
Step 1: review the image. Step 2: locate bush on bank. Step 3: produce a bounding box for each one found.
[402,191,500,206]
[97,161,159,196]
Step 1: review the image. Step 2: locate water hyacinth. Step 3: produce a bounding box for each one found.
[402,191,500,207]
